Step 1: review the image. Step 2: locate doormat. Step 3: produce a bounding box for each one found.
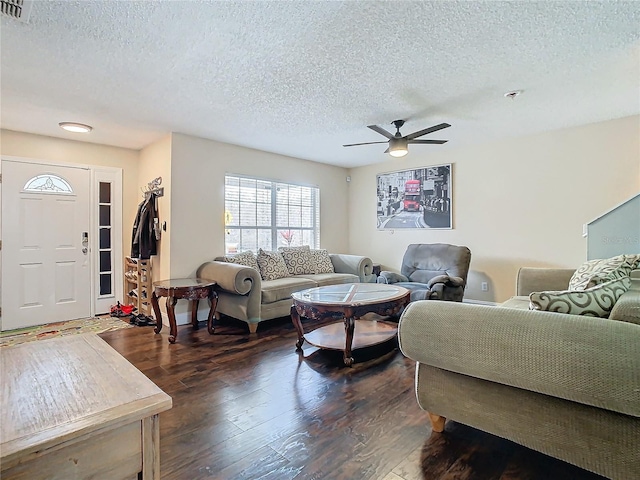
[0,316,133,348]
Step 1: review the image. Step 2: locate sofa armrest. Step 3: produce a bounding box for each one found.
[377,271,409,284]
[610,274,640,325]
[516,267,576,296]
[426,274,465,288]
[196,260,261,296]
[329,254,374,283]
[398,301,640,417]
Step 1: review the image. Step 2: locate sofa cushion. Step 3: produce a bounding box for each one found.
[256,249,289,280]
[529,276,631,318]
[569,254,639,290]
[309,249,335,274]
[261,277,316,304]
[278,245,314,275]
[500,296,531,310]
[296,272,358,286]
[223,251,259,271]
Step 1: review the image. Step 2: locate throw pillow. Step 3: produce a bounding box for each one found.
[568,255,637,290]
[278,245,314,275]
[223,251,259,271]
[256,249,289,280]
[529,276,631,318]
[309,249,335,274]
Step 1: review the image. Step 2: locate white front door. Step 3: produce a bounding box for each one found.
[2,160,91,329]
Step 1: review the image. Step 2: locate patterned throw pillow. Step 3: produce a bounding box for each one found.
[256,249,290,280]
[309,249,335,274]
[223,251,259,271]
[529,276,631,318]
[278,246,314,275]
[569,255,638,291]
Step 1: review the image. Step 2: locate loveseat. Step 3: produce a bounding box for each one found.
[197,248,374,333]
[398,264,640,479]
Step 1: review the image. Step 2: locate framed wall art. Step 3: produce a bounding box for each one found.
[376,164,452,230]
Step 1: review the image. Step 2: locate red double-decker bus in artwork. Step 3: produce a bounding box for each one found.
[403,179,421,211]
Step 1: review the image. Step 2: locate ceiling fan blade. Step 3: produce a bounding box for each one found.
[407,139,448,144]
[343,141,389,147]
[405,123,451,140]
[367,125,395,139]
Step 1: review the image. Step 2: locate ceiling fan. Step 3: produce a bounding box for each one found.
[343,120,450,157]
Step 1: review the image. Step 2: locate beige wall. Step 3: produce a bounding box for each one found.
[168,133,350,278]
[5,115,638,308]
[139,135,172,282]
[0,129,140,258]
[347,115,640,303]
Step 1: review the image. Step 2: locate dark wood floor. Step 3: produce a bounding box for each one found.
[100,315,605,480]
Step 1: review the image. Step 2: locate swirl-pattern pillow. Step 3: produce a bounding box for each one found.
[569,254,638,291]
[256,249,289,280]
[223,251,259,271]
[529,276,631,318]
[278,246,314,275]
[309,249,334,273]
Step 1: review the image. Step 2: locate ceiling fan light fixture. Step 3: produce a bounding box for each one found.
[388,138,408,158]
[59,122,93,133]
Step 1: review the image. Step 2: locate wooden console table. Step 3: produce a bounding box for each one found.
[1,334,172,480]
[151,277,218,343]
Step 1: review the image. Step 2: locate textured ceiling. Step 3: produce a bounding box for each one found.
[1,1,639,168]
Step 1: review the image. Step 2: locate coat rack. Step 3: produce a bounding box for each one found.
[142,176,164,198]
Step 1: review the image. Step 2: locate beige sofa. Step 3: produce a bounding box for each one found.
[197,253,374,333]
[398,267,640,480]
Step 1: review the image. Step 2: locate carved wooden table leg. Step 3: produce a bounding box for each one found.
[151,291,163,335]
[166,296,178,344]
[207,290,218,335]
[191,300,200,330]
[150,279,218,344]
[343,316,355,367]
[290,305,305,350]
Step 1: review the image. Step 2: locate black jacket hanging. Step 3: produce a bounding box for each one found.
[131,193,158,259]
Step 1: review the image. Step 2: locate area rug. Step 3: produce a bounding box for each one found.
[0,316,133,348]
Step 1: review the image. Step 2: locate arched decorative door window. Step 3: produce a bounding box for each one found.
[23,174,74,194]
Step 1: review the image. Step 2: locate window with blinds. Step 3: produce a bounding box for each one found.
[224,175,320,254]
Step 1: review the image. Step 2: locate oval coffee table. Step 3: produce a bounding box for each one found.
[290,283,410,366]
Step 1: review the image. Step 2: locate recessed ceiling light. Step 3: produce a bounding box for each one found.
[504,90,523,99]
[59,122,93,133]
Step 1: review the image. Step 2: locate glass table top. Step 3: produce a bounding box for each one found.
[291,283,409,306]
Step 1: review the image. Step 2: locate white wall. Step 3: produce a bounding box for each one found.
[168,133,351,278]
[139,135,172,283]
[347,115,640,303]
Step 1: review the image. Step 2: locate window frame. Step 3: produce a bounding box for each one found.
[224,174,320,253]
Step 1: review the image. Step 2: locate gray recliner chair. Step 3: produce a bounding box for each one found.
[378,243,472,302]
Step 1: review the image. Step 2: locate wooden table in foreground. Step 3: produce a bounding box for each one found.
[151,277,218,343]
[291,283,410,366]
[0,334,172,480]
